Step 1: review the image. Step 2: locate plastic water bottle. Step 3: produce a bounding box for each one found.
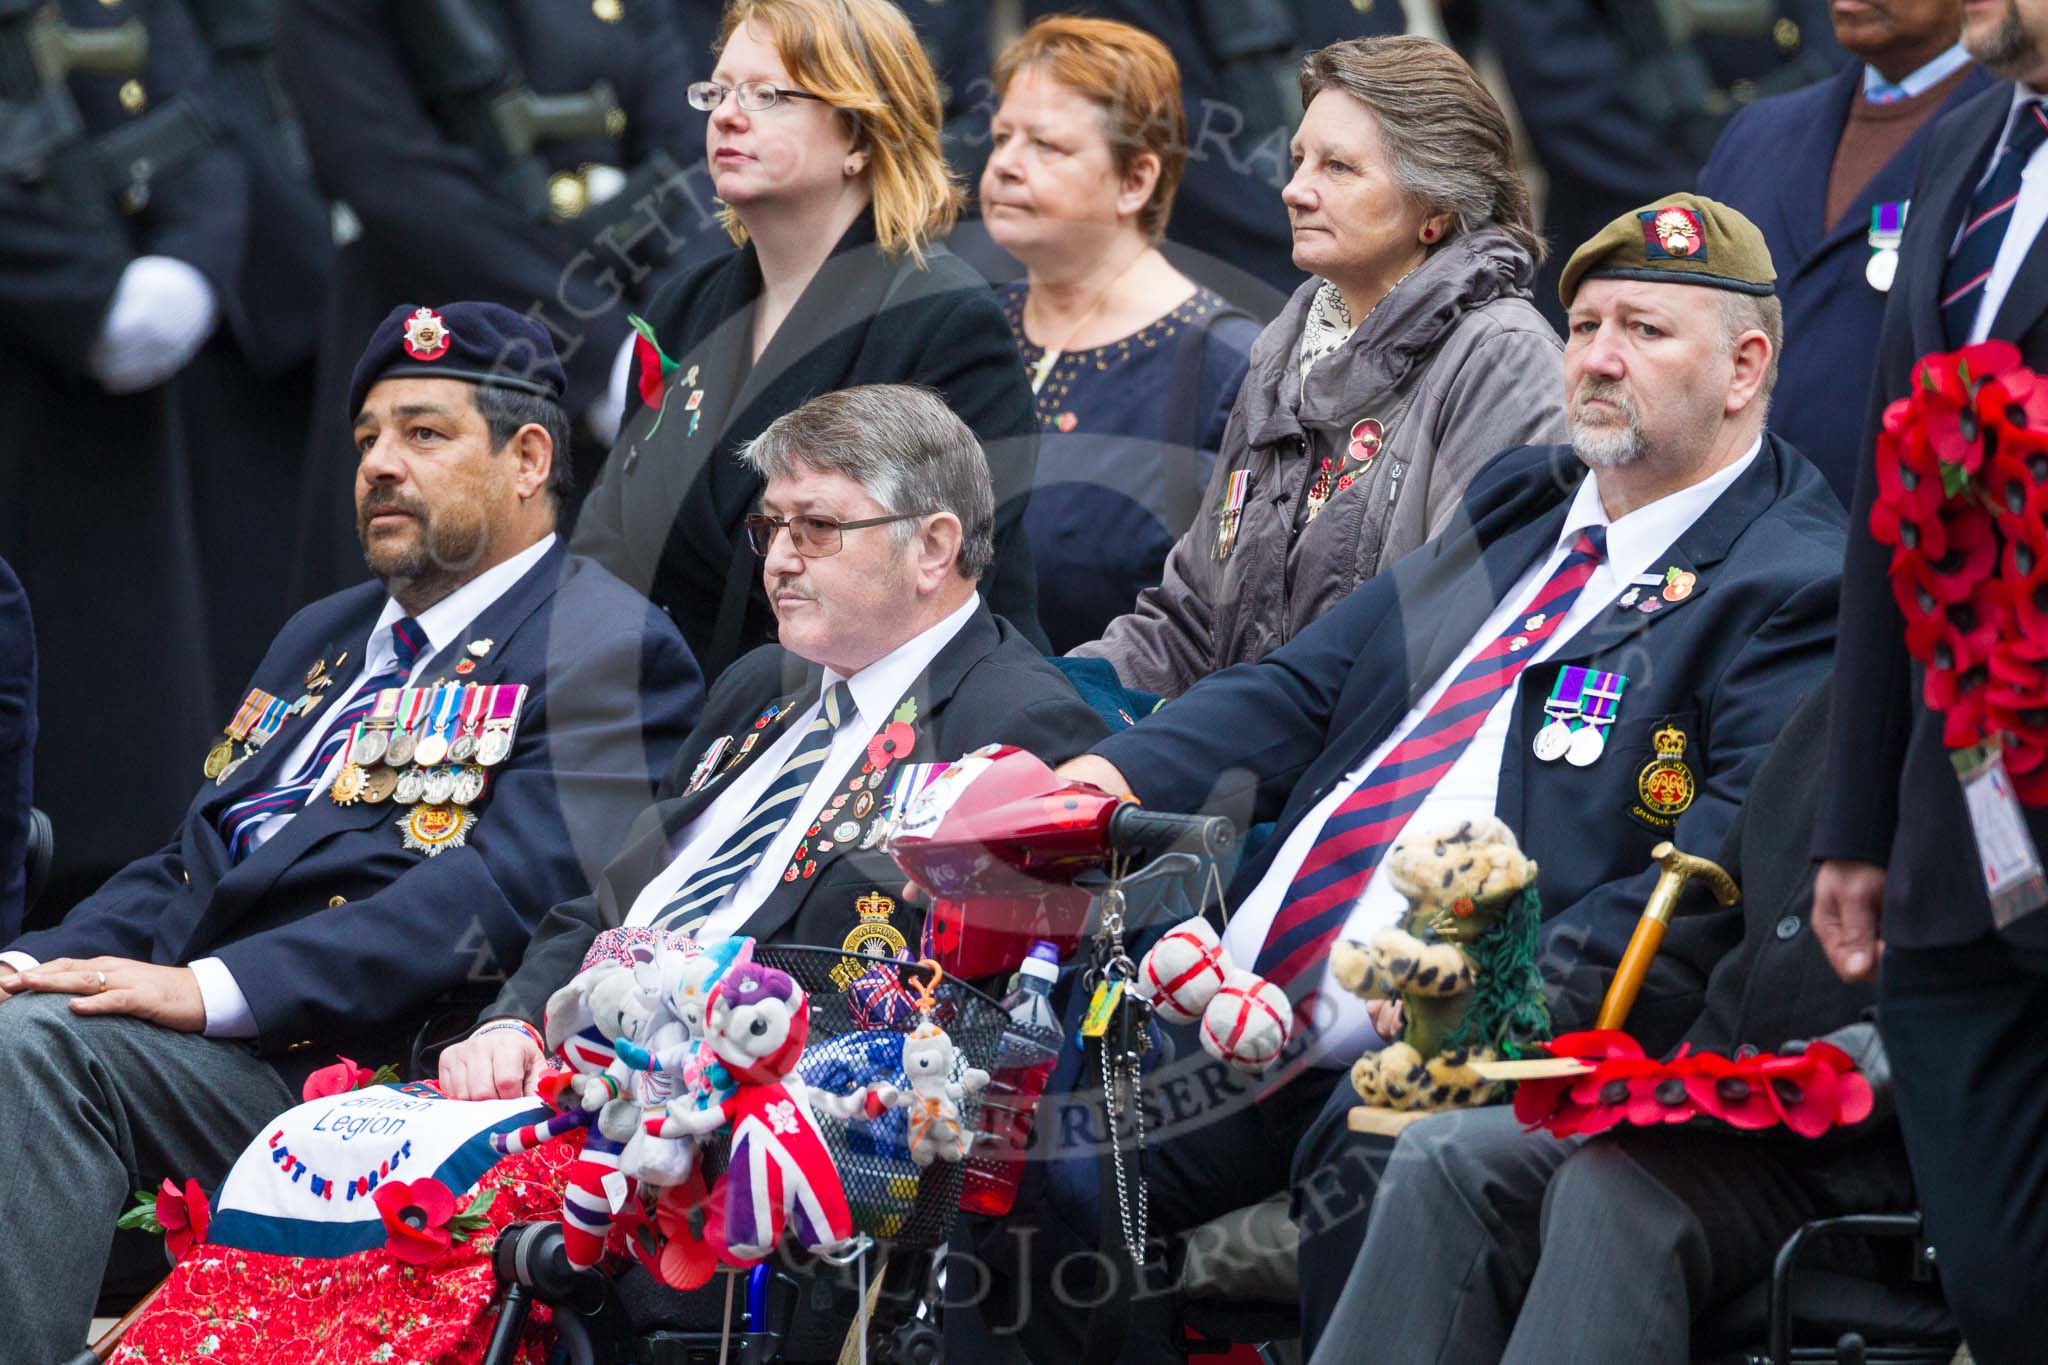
[960,941,1063,1217]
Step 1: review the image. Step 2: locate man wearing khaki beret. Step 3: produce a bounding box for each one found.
[984,194,1850,1361]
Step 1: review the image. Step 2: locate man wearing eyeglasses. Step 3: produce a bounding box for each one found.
[440,383,1108,1100]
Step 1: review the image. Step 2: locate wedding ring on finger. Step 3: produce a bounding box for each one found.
[92,971,108,995]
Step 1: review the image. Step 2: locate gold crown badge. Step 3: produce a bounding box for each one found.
[1652,724,1687,759]
[855,891,895,923]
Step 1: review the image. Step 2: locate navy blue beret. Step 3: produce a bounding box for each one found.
[346,301,567,417]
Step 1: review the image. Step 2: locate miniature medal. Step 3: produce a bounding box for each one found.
[422,766,457,806]
[1533,667,1586,763]
[1565,726,1607,766]
[393,767,427,806]
[330,763,366,805]
[203,736,234,781]
[361,767,399,804]
[1566,671,1628,767]
[1866,202,1906,293]
[1215,469,1250,562]
[414,686,457,768]
[451,766,488,806]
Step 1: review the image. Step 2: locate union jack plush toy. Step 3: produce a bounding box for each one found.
[649,960,858,1261]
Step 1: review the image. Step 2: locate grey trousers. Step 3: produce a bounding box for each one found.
[0,993,294,1365]
[1308,1104,1914,1365]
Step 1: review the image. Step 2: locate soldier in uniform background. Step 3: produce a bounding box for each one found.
[1477,0,1847,325]
[180,0,335,702]
[279,0,725,604]
[0,0,242,911]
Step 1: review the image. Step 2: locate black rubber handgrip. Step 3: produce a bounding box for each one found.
[1106,803,1235,858]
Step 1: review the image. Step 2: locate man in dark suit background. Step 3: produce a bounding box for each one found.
[1815,3,2048,1360]
[1700,0,1988,501]
[438,383,1107,1101]
[0,302,703,1365]
[1006,195,1846,1361]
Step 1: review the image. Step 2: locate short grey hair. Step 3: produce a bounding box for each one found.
[1299,36,1544,266]
[1719,290,1783,414]
[738,384,995,579]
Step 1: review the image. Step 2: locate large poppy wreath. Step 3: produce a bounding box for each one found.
[1870,342,2048,803]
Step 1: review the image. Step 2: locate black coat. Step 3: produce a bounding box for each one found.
[487,601,1106,1026]
[0,554,33,942]
[0,0,244,892]
[572,212,1046,676]
[1093,437,1847,1054]
[1817,80,2048,953]
[279,0,721,600]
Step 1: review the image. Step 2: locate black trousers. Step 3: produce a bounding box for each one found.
[1881,933,2048,1365]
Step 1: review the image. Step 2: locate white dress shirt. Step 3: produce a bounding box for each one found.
[1967,82,2048,345]
[625,593,982,939]
[1222,443,1761,1064]
[2,534,558,1038]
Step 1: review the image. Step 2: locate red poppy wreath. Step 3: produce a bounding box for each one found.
[1870,342,2048,802]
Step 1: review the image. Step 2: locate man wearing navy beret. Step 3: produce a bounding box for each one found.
[0,301,704,1363]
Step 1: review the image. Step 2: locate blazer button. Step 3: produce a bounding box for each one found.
[181,870,189,883]
[328,895,348,908]
[1775,915,1802,941]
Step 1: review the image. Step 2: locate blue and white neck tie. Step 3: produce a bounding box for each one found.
[654,681,853,934]
[1942,100,2048,346]
[216,616,424,863]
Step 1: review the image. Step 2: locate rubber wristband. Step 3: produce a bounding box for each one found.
[472,1018,545,1053]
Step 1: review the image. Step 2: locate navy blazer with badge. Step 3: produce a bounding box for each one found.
[1698,59,1996,502]
[487,602,1109,1027]
[7,543,703,1069]
[1819,79,2048,953]
[1093,437,1846,1051]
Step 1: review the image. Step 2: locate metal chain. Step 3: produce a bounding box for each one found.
[1100,1037,1149,1265]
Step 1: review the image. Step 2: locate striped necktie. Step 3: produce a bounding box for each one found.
[1942,99,2048,346]
[1253,528,1608,993]
[217,616,424,863]
[654,681,853,934]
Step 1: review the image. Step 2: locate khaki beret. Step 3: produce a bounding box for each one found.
[1558,192,1776,307]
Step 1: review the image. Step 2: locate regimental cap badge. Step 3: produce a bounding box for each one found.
[1644,206,1705,260]
[401,307,452,361]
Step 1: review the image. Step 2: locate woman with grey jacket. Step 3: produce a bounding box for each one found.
[1072,35,1567,697]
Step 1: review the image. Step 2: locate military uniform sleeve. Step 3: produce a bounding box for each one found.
[206,614,701,1043]
[126,0,247,301]
[275,0,630,407]
[1070,401,1247,696]
[1543,570,1842,1054]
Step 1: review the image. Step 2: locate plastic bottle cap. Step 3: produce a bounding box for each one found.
[1019,943,1060,983]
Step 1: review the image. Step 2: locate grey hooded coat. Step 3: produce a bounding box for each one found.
[1073,227,1568,696]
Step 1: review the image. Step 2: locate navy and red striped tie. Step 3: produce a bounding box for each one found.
[1253,528,1608,993]
[1941,100,2048,347]
[216,616,424,863]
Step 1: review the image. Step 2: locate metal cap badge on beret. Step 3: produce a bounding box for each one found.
[1557,193,1776,307]
[346,301,568,417]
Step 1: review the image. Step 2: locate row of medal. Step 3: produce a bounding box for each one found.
[203,651,354,784]
[1533,666,1627,767]
[328,681,529,809]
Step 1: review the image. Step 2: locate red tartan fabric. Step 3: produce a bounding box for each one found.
[114,1136,588,1365]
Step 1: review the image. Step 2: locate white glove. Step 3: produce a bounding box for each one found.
[585,331,637,446]
[86,255,219,394]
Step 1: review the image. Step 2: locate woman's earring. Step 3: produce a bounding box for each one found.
[1421,225,1439,243]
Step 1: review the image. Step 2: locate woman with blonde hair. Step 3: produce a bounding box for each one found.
[980,15,1261,653]
[576,0,1044,672]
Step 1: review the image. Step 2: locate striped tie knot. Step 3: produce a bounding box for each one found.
[388,616,424,670]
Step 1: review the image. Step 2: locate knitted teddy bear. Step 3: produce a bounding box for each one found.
[648,959,857,1261]
[1332,816,1550,1112]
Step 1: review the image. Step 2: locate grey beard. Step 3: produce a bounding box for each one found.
[1570,414,1646,468]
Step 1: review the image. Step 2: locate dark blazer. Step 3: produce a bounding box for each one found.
[7,544,703,1071]
[1698,60,1996,502]
[1817,79,2048,952]
[571,212,1046,677]
[1663,678,1878,1054]
[1093,437,1846,1051]
[487,601,1108,1027]
[0,554,33,942]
